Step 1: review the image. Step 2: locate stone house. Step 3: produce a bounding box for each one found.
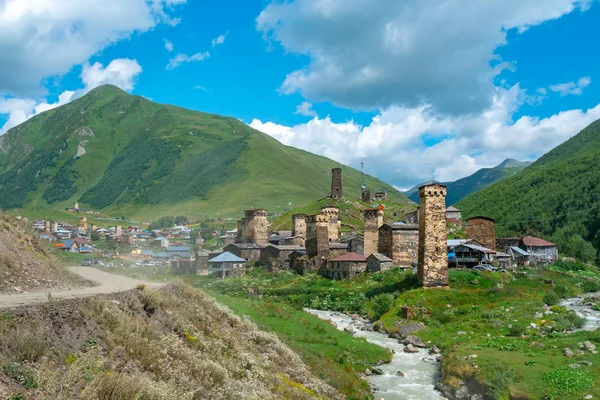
[404,209,419,224]
[340,233,364,255]
[326,252,367,280]
[445,206,462,224]
[195,251,210,275]
[520,236,557,264]
[223,243,265,263]
[378,223,419,268]
[208,252,247,278]
[366,253,393,272]
[259,244,305,269]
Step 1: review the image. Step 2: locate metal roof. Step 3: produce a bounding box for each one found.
[329,252,367,262]
[447,239,470,247]
[446,206,461,212]
[208,252,247,263]
[457,243,496,254]
[166,246,190,252]
[511,246,529,256]
[367,253,393,262]
[522,236,556,247]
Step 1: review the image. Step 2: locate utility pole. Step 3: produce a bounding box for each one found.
[361,161,365,188]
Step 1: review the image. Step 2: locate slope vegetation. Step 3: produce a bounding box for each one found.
[458,119,600,258]
[0,284,340,399]
[0,213,80,294]
[404,159,530,205]
[0,85,404,220]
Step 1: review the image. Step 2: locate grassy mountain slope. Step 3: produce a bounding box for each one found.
[0,85,404,221]
[0,284,340,399]
[404,159,530,205]
[0,213,81,293]
[458,120,600,258]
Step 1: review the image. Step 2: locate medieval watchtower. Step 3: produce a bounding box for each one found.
[417,184,448,288]
[80,217,88,231]
[44,220,51,233]
[242,209,268,244]
[330,168,343,199]
[363,208,384,256]
[321,206,340,241]
[292,214,308,247]
[306,214,329,257]
[466,216,496,250]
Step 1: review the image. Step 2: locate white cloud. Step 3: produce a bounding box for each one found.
[167,52,210,70]
[211,31,229,47]
[250,86,600,187]
[0,0,185,97]
[1,59,142,134]
[257,0,590,114]
[164,39,174,52]
[548,76,591,96]
[193,85,209,91]
[295,101,317,117]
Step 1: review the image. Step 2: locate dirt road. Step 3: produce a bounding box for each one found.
[0,267,163,309]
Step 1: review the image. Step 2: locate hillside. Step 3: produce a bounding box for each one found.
[404,159,530,205]
[458,119,600,260]
[0,283,340,399]
[0,85,404,222]
[270,197,415,233]
[0,213,81,293]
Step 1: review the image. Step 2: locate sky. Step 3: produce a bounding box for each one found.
[1,0,600,190]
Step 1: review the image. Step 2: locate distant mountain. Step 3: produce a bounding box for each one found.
[403,159,530,205]
[458,120,600,260]
[0,85,405,220]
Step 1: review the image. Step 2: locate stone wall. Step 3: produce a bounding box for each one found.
[363,209,384,257]
[466,217,496,250]
[417,184,448,288]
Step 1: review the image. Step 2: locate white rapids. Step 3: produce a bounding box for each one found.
[561,293,600,331]
[305,309,445,400]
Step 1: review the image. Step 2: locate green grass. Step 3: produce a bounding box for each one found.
[207,292,391,399]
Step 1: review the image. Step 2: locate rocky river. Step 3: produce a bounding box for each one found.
[562,292,600,331]
[306,309,445,400]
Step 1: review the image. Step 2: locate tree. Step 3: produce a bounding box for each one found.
[90,231,101,241]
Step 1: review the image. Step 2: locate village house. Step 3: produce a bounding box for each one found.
[451,243,496,267]
[208,252,247,278]
[56,240,79,252]
[508,246,530,265]
[153,237,170,248]
[520,236,558,264]
[445,206,462,224]
[223,243,265,263]
[268,230,293,246]
[340,233,364,255]
[366,253,393,272]
[404,209,419,224]
[378,222,419,268]
[325,252,367,280]
[259,244,305,270]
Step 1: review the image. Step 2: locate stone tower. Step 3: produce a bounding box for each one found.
[91,223,98,232]
[292,214,308,247]
[242,209,268,244]
[306,214,329,257]
[74,202,79,212]
[81,217,88,231]
[361,189,371,203]
[466,217,496,250]
[363,208,384,257]
[44,220,51,233]
[321,206,340,241]
[52,222,58,233]
[417,184,448,288]
[116,225,122,238]
[330,168,343,199]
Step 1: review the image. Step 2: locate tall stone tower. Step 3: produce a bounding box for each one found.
[80,217,88,231]
[330,168,343,199]
[321,206,340,241]
[74,202,79,212]
[466,216,496,250]
[116,225,122,238]
[292,214,307,247]
[417,184,449,288]
[363,208,384,256]
[44,220,51,233]
[306,214,329,257]
[52,222,58,233]
[242,209,268,244]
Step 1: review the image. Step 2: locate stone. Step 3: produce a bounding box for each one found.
[371,367,384,375]
[569,364,581,369]
[530,323,538,329]
[581,361,593,366]
[403,335,427,348]
[534,312,543,318]
[394,321,427,338]
[584,395,592,399]
[564,348,575,357]
[364,369,373,376]
[396,371,405,377]
[429,345,440,354]
[403,344,419,353]
[457,331,466,335]
[344,326,356,335]
[583,341,596,351]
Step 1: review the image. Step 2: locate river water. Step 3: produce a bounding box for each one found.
[561,293,600,331]
[305,309,445,400]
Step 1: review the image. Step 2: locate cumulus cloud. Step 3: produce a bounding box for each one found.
[1,59,142,134]
[295,101,317,117]
[257,0,590,114]
[0,0,185,97]
[164,39,174,52]
[211,31,229,47]
[167,52,210,70]
[548,76,592,96]
[250,86,600,187]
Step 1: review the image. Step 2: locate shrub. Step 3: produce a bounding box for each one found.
[508,323,527,337]
[543,366,592,399]
[367,294,394,320]
[543,292,560,306]
[3,362,37,388]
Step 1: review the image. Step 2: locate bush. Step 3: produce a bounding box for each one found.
[543,292,560,306]
[367,294,394,320]
[3,362,37,388]
[508,323,527,337]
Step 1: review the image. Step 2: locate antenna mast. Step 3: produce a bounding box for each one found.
[361,161,365,188]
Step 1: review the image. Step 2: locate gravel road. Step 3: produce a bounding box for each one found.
[0,267,163,309]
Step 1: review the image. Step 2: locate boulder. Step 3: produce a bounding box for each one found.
[564,348,575,357]
[364,368,373,376]
[581,361,593,366]
[402,335,427,348]
[429,345,440,354]
[396,371,405,377]
[394,320,426,338]
[344,326,356,335]
[403,344,419,353]
[583,341,596,351]
[372,367,384,375]
[569,364,581,369]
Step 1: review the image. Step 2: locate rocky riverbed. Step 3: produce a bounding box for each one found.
[306,309,445,400]
[562,292,600,331]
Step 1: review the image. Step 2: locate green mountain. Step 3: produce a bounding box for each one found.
[458,120,600,261]
[403,159,530,205]
[0,85,404,221]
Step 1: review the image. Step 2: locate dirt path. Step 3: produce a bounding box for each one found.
[0,267,163,309]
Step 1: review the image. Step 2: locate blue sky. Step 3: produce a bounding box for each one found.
[1,0,600,189]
